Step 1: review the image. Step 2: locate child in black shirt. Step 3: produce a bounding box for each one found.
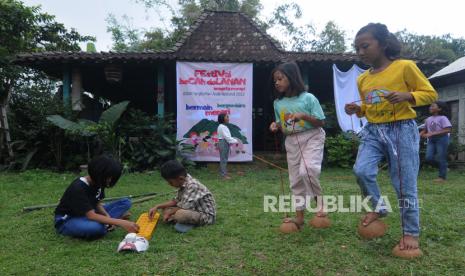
[54,155,139,239]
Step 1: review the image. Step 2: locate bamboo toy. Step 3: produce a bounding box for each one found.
[136,212,160,240]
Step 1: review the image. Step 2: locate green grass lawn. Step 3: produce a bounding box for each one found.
[1,164,464,275]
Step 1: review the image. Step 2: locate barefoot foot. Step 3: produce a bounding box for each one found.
[316,209,327,217]
[392,235,422,259]
[399,235,419,250]
[361,212,380,226]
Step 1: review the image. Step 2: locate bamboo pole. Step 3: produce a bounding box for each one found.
[22,192,162,212]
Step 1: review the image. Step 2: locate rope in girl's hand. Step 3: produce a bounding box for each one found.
[274,129,288,218]
[250,153,287,172]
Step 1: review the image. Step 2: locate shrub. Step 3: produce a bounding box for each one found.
[324,132,359,168]
[447,133,465,161]
[4,77,70,170]
[118,109,194,171]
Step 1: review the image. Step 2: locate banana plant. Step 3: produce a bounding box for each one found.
[47,101,129,160]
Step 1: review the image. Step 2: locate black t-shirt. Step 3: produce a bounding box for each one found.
[54,178,105,217]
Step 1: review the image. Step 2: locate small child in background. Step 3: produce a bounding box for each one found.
[54,155,139,239]
[420,101,452,182]
[269,61,327,230]
[217,113,239,180]
[345,23,437,253]
[148,160,216,233]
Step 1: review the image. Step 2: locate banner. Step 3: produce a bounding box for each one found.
[332,64,367,133]
[176,62,253,161]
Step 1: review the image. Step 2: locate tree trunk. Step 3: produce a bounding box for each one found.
[0,85,14,159]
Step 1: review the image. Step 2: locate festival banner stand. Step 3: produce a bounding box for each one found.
[176,62,253,162]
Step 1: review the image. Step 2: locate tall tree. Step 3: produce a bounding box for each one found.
[106,14,142,51]
[0,0,93,160]
[266,2,316,51]
[313,21,346,53]
[1,0,94,100]
[396,30,465,62]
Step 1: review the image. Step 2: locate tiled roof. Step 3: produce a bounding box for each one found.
[173,10,284,62]
[14,11,448,66]
[15,50,175,65]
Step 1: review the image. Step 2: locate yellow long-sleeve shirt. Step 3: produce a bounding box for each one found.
[356,59,438,123]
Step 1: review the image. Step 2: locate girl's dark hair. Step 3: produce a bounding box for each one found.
[160,160,187,179]
[435,101,450,117]
[356,23,401,60]
[88,155,123,188]
[271,61,306,99]
[218,113,227,124]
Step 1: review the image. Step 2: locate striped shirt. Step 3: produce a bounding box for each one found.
[175,174,216,224]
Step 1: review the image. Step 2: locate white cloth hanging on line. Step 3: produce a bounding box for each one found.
[332,64,367,133]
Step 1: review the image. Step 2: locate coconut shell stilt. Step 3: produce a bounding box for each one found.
[308,216,331,228]
[357,219,387,239]
[279,218,301,234]
[392,244,422,259]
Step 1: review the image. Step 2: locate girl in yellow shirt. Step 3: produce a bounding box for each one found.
[345,23,437,256]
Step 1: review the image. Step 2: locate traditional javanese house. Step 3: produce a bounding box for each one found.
[15,10,445,151]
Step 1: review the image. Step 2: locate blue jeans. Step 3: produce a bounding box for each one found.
[218,139,230,177]
[54,198,131,239]
[353,120,420,237]
[425,135,449,179]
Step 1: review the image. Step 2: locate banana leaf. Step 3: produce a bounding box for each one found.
[99,100,129,126]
